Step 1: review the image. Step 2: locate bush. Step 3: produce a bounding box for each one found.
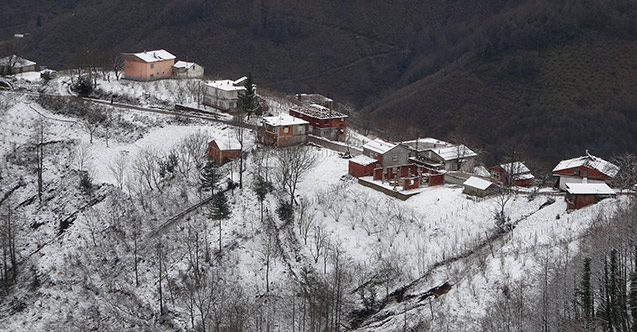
[79,170,94,194]
[72,75,93,96]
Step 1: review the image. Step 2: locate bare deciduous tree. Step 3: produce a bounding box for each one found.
[275,146,318,206]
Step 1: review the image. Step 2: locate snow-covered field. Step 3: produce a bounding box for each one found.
[0,77,628,331]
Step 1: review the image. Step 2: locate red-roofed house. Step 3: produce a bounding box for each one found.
[490,162,534,187]
[123,49,176,81]
[553,151,619,191]
[208,138,241,164]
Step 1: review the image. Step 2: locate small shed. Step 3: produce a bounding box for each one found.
[463,176,495,197]
[564,183,615,210]
[208,138,241,164]
[348,155,380,178]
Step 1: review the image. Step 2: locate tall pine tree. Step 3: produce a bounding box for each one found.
[237,72,259,119]
[580,257,594,328]
[210,191,231,252]
[200,160,220,198]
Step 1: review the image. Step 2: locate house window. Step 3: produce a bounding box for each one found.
[392,155,398,162]
[583,170,588,177]
[284,127,289,133]
[574,169,580,175]
[150,63,155,69]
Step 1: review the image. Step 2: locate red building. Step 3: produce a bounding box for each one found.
[553,152,619,191]
[348,155,380,178]
[564,183,615,210]
[208,138,241,164]
[490,162,534,187]
[260,113,309,147]
[289,105,348,141]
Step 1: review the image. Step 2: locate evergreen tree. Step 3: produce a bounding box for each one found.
[254,176,273,224]
[210,191,231,252]
[276,200,294,224]
[580,257,594,328]
[200,160,220,198]
[630,271,637,332]
[237,72,259,119]
[210,191,231,221]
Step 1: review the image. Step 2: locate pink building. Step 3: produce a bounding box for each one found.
[123,49,176,81]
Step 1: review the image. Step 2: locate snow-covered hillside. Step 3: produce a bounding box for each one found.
[0,76,629,331]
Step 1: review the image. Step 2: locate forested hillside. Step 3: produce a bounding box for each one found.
[1,0,636,166]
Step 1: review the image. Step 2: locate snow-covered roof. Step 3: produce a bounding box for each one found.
[432,145,477,161]
[565,183,615,195]
[498,162,531,175]
[205,79,246,92]
[513,173,535,181]
[262,113,309,127]
[463,176,493,191]
[291,104,347,120]
[172,61,200,69]
[473,165,491,177]
[363,138,396,155]
[349,155,378,166]
[127,49,176,63]
[553,152,619,178]
[212,137,241,151]
[0,55,36,67]
[402,137,452,151]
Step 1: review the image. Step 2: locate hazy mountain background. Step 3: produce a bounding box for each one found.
[2,0,636,169]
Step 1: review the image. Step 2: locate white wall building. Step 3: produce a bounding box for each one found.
[202,77,249,111]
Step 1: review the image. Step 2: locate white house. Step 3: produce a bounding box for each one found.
[202,77,249,111]
[172,61,204,78]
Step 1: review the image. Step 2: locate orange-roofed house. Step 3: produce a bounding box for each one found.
[123,49,176,81]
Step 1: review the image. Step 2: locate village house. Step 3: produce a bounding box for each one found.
[287,93,348,141]
[564,182,616,210]
[122,49,176,81]
[351,138,444,190]
[202,77,248,111]
[0,55,36,75]
[172,61,204,78]
[463,176,496,197]
[490,162,535,187]
[260,113,309,147]
[400,138,478,173]
[288,105,348,141]
[362,138,411,169]
[552,151,619,191]
[208,138,241,164]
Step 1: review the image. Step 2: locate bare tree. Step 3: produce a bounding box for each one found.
[33,117,46,202]
[275,146,318,206]
[612,153,637,193]
[1,202,17,292]
[108,152,129,191]
[81,105,106,144]
[75,142,92,173]
[310,223,328,264]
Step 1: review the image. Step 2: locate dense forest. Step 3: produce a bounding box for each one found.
[1,0,636,164]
